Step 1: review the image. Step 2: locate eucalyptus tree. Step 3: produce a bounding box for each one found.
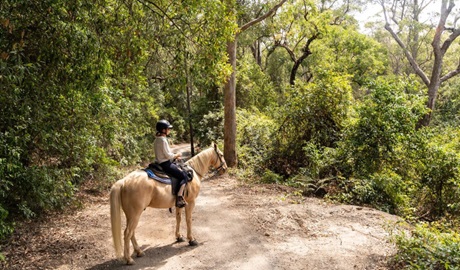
[262,0,362,86]
[223,0,288,167]
[378,0,460,126]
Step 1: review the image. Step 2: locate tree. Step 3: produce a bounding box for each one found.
[262,0,360,85]
[224,0,288,167]
[0,0,233,237]
[379,0,460,126]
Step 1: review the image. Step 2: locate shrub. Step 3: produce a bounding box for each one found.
[335,171,413,215]
[416,127,460,219]
[342,77,426,175]
[236,109,277,179]
[391,223,460,269]
[269,71,353,177]
[195,108,224,148]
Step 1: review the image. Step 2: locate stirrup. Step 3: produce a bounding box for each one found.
[176,196,187,208]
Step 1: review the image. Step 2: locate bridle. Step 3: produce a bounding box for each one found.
[188,147,227,179]
[212,148,227,174]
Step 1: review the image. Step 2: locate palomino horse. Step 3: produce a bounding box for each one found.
[110,143,227,265]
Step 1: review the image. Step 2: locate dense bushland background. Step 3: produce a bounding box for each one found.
[1,0,459,268]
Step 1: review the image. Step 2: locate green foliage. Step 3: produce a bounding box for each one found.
[260,169,284,184]
[391,223,460,270]
[195,107,224,148]
[316,27,389,89]
[342,77,426,175]
[434,78,460,126]
[416,128,460,218]
[333,171,413,215]
[269,70,352,176]
[327,77,425,214]
[329,77,460,221]
[236,54,278,112]
[236,109,277,179]
[0,206,13,241]
[0,0,236,240]
[288,143,339,196]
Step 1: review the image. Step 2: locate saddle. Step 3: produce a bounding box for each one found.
[143,161,194,195]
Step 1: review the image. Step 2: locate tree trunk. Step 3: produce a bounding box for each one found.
[223,0,288,167]
[251,40,262,67]
[185,53,195,156]
[224,38,237,167]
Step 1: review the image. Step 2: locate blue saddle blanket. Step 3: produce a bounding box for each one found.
[143,169,172,185]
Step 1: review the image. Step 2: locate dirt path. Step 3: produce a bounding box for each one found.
[1,146,400,270]
[1,176,399,270]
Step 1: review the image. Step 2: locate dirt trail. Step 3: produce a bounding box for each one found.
[1,146,400,270]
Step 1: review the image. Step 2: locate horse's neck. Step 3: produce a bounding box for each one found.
[186,148,214,176]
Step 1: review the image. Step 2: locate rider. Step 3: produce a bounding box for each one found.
[154,119,188,208]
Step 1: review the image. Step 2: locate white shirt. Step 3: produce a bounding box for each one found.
[154,136,175,163]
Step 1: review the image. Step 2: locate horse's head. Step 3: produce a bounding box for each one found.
[212,143,227,175]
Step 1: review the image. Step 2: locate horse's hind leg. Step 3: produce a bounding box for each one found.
[124,213,142,265]
[131,233,145,257]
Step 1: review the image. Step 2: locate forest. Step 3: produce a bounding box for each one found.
[1,0,460,268]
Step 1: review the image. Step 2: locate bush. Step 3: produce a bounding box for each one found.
[0,206,13,241]
[236,109,277,179]
[236,54,278,112]
[269,71,353,177]
[342,77,426,176]
[391,223,460,269]
[416,127,460,219]
[195,108,224,148]
[330,171,412,215]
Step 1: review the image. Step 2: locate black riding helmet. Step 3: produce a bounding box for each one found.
[156,119,173,133]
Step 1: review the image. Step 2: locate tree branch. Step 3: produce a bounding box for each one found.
[441,62,460,82]
[384,23,430,86]
[440,27,460,55]
[276,42,296,62]
[239,0,288,34]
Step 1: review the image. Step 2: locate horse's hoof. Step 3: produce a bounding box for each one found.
[176,237,186,243]
[136,251,145,257]
[126,258,135,265]
[189,239,199,246]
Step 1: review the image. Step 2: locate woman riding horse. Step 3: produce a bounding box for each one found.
[110,142,227,265]
[154,119,188,208]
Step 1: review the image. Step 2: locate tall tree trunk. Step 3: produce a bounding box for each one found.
[251,40,262,67]
[185,53,195,156]
[224,38,237,167]
[223,0,288,167]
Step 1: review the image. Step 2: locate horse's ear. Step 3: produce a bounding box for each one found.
[212,141,217,149]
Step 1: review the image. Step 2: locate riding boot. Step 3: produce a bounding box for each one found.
[176,196,187,208]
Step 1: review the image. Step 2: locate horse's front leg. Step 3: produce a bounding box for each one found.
[185,201,198,246]
[175,207,185,242]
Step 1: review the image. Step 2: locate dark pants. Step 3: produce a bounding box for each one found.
[159,160,188,194]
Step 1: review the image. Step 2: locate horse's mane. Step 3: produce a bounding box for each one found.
[186,147,215,176]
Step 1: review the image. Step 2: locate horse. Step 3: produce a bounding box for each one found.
[109,143,227,265]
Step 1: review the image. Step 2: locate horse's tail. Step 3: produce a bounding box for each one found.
[110,180,124,260]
